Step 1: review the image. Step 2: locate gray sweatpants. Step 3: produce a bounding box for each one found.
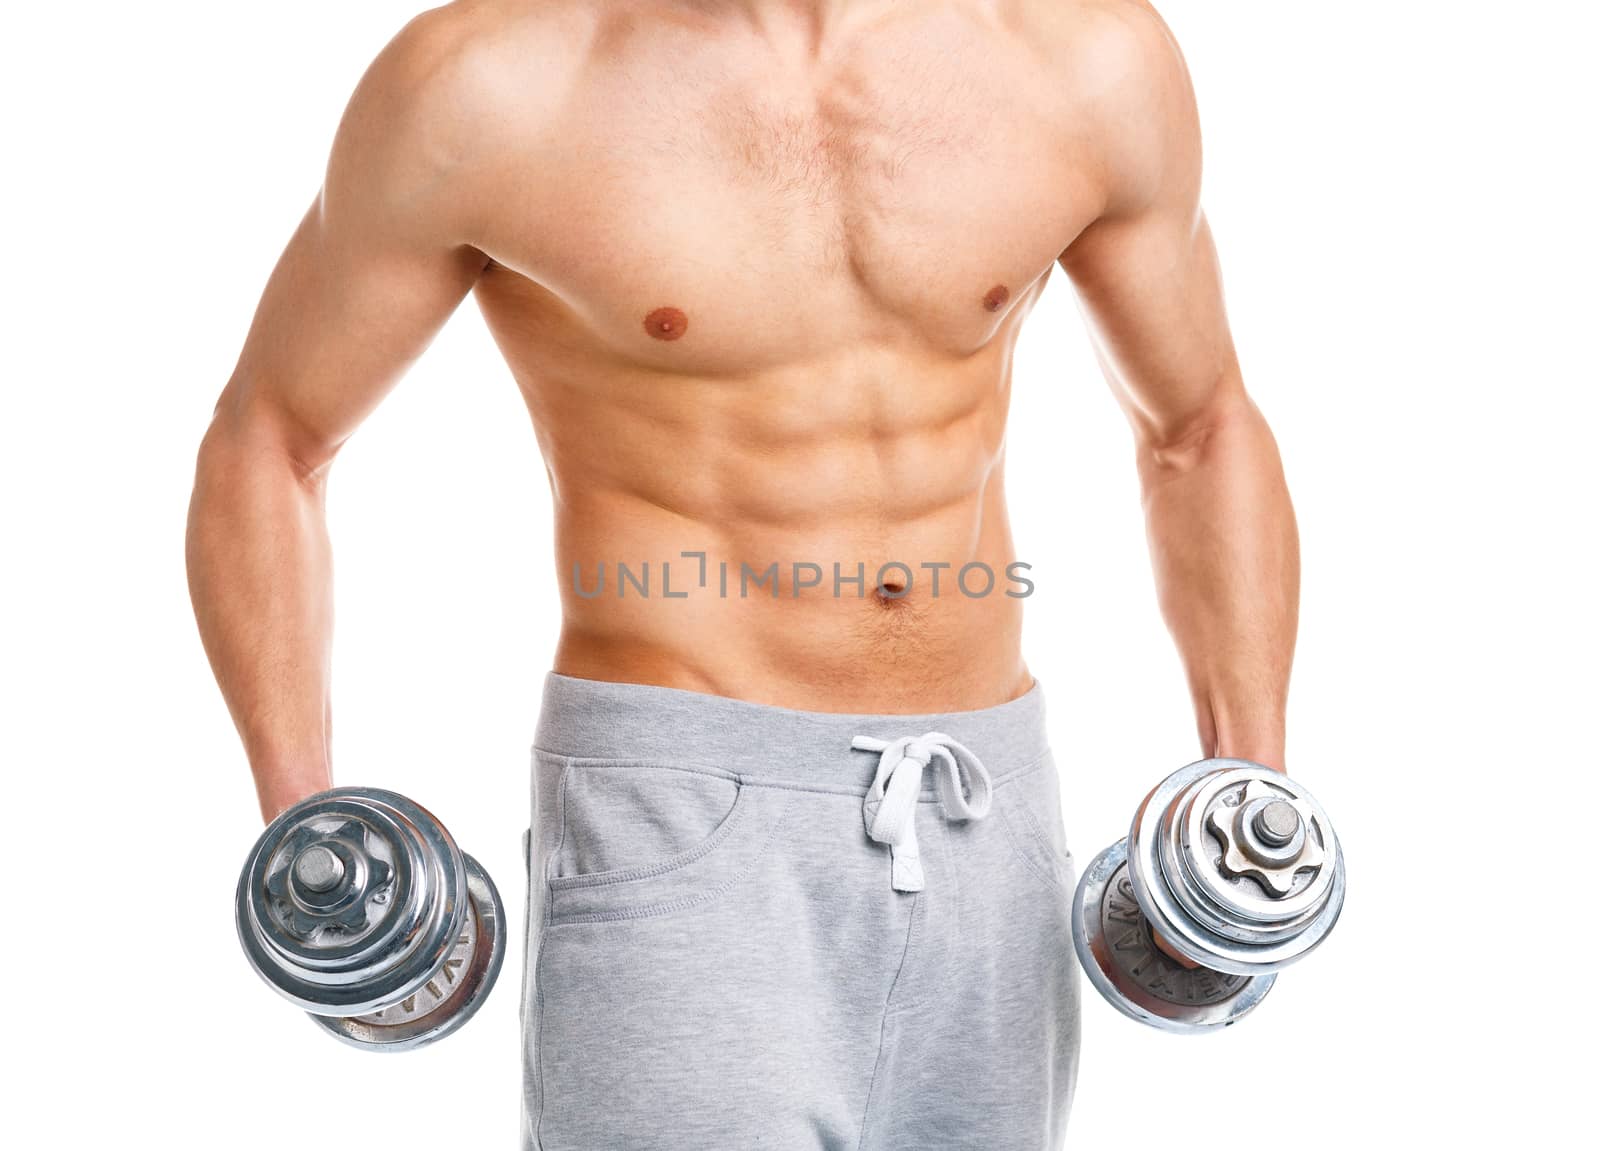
[521,674,1080,1150]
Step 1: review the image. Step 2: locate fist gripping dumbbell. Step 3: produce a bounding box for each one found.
[236,787,507,1051]
[1071,758,1345,1032]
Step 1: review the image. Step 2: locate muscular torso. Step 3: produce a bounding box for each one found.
[460,0,1107,711]
[196,0,1258,818]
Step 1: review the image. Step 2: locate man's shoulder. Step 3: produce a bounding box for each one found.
[319,1,601,238]
[373,0,596,119]
[1012,0,1184,99]
[1010,0,1197,214]
[328,0,599,199]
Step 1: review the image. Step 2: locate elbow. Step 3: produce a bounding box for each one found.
[193,379,334,495]
[1134,382,1261,477]
[187,384,331,580]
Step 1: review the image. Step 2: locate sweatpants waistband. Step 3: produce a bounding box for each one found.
[533,672,1051,794]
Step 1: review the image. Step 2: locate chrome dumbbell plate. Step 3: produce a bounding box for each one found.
[236,787,506,1051]
[318,855,504,1050]
[1127,759,1344,975]
[1073,838,1274,1032]
[1073,758,1346,1032]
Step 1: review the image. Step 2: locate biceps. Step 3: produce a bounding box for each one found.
[1061,208,1241,442]
[217,196,485,469]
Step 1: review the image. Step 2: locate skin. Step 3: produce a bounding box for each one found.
[187,0,1297,826]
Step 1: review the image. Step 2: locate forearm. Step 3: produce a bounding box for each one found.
[1138,393,1299,771]
[187,407,336,821]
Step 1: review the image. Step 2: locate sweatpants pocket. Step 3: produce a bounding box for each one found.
[545,763,790,925]
[995,755,1076,891]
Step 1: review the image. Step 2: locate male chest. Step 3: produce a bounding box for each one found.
[483,27,1095,370]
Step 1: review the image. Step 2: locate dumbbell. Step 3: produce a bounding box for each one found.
[235,786,506,1051]
[1071,758,1345,1032]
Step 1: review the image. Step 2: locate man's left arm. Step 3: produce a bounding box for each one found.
[1058,6,1298,772]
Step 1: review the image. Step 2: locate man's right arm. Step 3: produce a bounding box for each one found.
[187,11,490,821]
[1055,4,1298,772]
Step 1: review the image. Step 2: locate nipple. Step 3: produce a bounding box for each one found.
[644,306,689,341]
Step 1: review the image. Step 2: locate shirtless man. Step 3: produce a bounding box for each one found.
[188,1,1297,1146]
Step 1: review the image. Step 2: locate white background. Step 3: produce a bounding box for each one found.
[4,2,1595,1146]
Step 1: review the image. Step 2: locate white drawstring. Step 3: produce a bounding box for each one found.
[852,732,993,892]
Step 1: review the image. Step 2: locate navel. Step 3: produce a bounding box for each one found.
[643,306,689,341]
[982,284,1011,313]
[873,570,912,608]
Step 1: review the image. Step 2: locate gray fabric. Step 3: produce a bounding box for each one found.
[522,673,1080,1149]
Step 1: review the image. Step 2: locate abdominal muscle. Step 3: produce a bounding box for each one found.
[550,488,1031,714]
[518,340,1033,715]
